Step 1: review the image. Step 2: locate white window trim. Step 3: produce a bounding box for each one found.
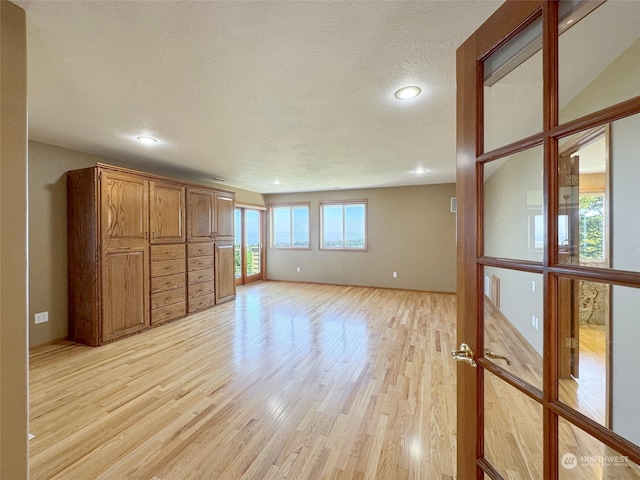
[268,202,311,249]
[319,200,368,252]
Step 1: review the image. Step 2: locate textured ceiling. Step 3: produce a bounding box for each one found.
[18,1,640,194]
[19,0,504,193]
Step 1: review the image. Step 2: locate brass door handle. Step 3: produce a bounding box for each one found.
[484,350,512,366]
[451,343,477,368]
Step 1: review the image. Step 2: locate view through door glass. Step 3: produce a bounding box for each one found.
[235,208,241,280]
[234,207,263,285]
[457,1,640,478]
[481,12,545,479]
[244,209,261,279]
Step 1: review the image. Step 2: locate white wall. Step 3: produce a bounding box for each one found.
[265,184,457,292]
[610,113,640,445]
[483,147,545,355]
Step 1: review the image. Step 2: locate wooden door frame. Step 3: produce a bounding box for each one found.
[456,3,547,477]
[557,153,580,380]
[456,1,640,478]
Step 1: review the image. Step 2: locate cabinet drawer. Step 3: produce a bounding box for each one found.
[151,302,186,326]
[151,259,185,277]
[151,287,186,310]
[151,272,186,293]
[188,293,215,312]
[188,243,214,257]
[151,244,186,261]
[188,268,214,285]
[189,281,214,299]
[187,255,214,271]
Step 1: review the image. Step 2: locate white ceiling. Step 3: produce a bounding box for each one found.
[18,0,503,193]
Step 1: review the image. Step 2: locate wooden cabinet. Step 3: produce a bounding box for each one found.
[100,171,150,342]
[187,188,236,309]
[215,192,235,241]
[215,242,236,304]
[102,247,149,342]
[150,181,185,244]
[68,164,236,346]
[187,188,215,242]
[187,243,215,312]
[101,170,149,245]
[150,244,186,325]
[186,188,236,242]
[68,167,150,346]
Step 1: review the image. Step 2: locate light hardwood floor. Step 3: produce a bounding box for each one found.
[484,301,640,480]
[29,282,639,479]
[30,282,458,480]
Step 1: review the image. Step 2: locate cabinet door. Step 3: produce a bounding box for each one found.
[101,247,149,343]
[187,188,215,242]
[215,193,235,241]
[215,242,236,304]
[101,170,149,247]
[150,181,185,244]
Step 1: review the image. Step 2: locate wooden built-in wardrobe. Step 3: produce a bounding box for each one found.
[67,164,236,346]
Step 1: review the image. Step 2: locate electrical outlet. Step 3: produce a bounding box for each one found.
[35,311,49,324]
[393,271,398,278]
[296,266,301,273]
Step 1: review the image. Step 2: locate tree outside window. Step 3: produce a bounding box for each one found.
[579,193,605,260]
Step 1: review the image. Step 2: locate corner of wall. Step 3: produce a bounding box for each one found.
[0,1,29,477]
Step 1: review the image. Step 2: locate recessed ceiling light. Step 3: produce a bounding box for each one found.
[273,180,281,185]
[136,136,157,145]
[413,168,428,174]
[394,86,422,100]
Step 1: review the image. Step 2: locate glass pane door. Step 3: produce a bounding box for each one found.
[244,209,261,279]
[234,208,242,280]
[235,207,263,285]
[456,1,640,478]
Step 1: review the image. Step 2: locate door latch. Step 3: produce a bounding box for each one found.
[451,343,477,368]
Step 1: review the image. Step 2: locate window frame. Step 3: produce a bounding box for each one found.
[319,199,368,252]
[268,202,311,250]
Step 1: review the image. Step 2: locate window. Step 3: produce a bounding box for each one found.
[320,201,367,250]
[269,203,310,248]
[528,212,544,252]
[579,193,605,260]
